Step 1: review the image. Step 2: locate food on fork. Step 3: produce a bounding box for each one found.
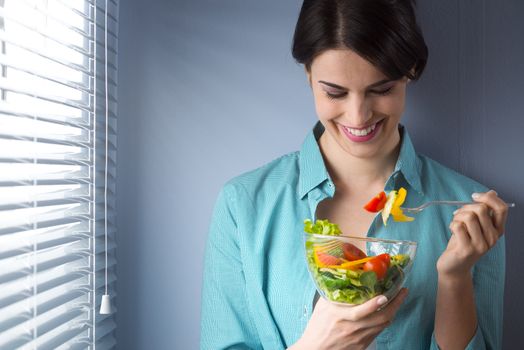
[364,187,414,225]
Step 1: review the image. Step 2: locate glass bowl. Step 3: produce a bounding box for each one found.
[304,233,417,306]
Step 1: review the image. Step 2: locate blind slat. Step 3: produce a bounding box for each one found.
[0,288,90,341]
[0,55,92,94]
[0,274,91,317]
[0,163,89,182]
[0,251,88,286]
[0,139,90,162]
[0,221,87,253]
[0,289,89,330]
[94,317,116,342]
[0,79,91,112]
[0,31,91,74]
[3,310,89,348]
[38,308,86,337]
[94,334,117,350]
[0,115,90,144]
[0,101,90,127]
[0,158,93,168]
[0,202,90,231]
[40,325,90,350]
[0,234,88,261]
[0,8,92,57]
[38,272,90,297]
[17,0,92,38]
[0,184,90,206]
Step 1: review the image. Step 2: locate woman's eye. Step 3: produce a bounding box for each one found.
[371,86,394,96]
[325,91,347,100]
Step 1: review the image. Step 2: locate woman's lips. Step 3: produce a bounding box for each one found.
[340,119,384,143]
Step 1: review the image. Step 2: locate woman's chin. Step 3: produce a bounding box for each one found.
[342,145,383,160]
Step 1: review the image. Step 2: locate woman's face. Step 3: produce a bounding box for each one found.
[308,49,409,160]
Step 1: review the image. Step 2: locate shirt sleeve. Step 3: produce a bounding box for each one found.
[429,235,505,350]
[200,185,262,350]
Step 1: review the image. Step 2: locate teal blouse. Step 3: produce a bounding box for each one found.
[200,123,505,350]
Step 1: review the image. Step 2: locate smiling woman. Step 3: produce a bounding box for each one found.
[200,0,509,349]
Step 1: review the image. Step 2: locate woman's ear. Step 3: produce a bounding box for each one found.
[408,66,416,81]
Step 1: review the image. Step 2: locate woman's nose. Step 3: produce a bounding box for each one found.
[344,94,372,126]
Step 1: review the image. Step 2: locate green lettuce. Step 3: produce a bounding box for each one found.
[304,219,342,236]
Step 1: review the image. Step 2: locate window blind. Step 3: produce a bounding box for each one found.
[0,0,118,349]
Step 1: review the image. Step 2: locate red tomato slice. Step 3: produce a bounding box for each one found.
[363,257,388,280]
[363,191,387,212]
[376,253,391,267]
[342,243,367,261]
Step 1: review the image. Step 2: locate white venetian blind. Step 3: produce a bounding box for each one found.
[0,0,118,349]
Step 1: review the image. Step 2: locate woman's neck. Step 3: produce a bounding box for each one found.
[318,131,401,193]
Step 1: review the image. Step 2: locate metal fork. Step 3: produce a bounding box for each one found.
[401,201,516,214]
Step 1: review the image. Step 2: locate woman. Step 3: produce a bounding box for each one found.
[201,0,508,349]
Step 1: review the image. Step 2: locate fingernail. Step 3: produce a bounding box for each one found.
[490,189,498,196]
[377,296,388,306]
[472,193,480,200]
[453,209,458,215]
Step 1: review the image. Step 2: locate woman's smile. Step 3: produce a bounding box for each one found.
[338,118,384,143]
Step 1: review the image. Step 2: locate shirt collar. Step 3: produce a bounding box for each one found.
[395,125,423,195]
[298,122,331,199]
[298,122,423,199]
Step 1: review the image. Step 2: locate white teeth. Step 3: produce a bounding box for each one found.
[346,123,376,137]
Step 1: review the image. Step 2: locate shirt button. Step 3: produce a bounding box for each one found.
[328,182,333,188]
[303,305,308,318]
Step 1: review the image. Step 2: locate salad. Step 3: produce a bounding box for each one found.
[304,219,411,305]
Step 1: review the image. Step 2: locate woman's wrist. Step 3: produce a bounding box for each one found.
[436,258,474,282]
[435,266,477,349]
[437,269,473,289]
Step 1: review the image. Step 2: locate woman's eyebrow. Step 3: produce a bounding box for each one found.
[318,78,394,90]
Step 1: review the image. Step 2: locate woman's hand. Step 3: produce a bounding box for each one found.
[437,190,509,278]
[289,288,408,350]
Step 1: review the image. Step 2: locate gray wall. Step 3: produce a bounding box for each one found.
[116,1,523,349]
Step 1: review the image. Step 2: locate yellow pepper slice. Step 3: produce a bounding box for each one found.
[393,187,407,207]
[391,206,415,222]
[327,256,375,270]
[391,187,414,222]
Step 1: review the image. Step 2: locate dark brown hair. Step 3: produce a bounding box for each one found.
[292,0,428,80]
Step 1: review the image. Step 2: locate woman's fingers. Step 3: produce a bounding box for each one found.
[438,190,509,277]
[462,203,499,248]
[339,288,408,325]
[471,190,509,234]
[448,220,470,247]
[452,209,487,254]
[339,294,389,322]
[448,189,508,259]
